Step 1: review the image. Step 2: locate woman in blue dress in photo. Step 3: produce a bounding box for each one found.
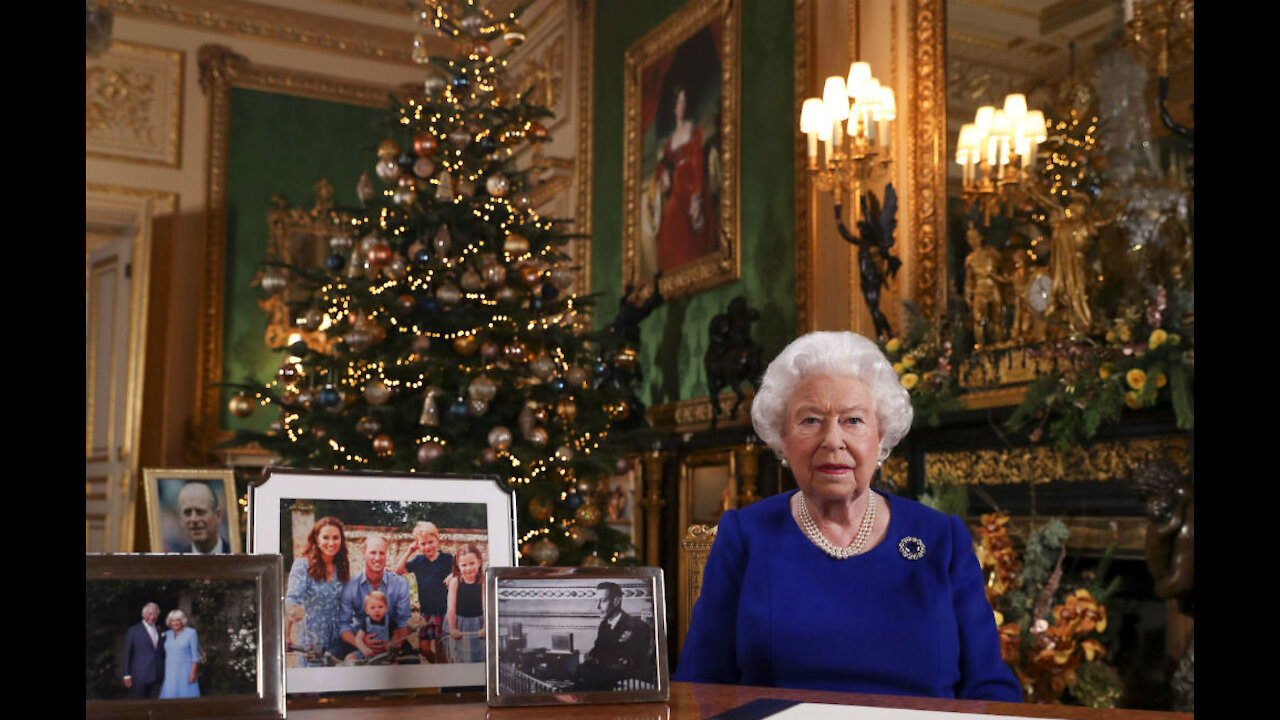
[159,609,200,698]
[285,516,350,666]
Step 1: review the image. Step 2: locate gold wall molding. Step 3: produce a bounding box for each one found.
[645,390,755,435]
[972,515,1148,558]
[908,0,946,326]
[794,0,813,334]
[86,40,184,167]
[195,44,399,458]
[925,435,1190,487]
[104,0,452,66]
[574,0,595,295]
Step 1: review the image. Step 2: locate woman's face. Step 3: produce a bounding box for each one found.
[169,616,183,632]
[780,374,882,502]
[674,88,687,121]
[317,524,343,560]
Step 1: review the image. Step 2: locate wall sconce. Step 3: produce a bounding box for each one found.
[800,62,896,227]
[1123,0,1193,142]
[955,93,1047,224]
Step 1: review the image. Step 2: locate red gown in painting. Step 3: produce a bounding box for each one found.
[656,125,717,271]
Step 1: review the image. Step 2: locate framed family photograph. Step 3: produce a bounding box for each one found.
[623,0,740,300]
[486,566,669,707]
[247,468,516,694]
[143,467,243,554]
[85,553,285,720]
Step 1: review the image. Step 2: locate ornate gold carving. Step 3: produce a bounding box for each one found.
[794,0,813,333]
[645,390,755,434]
[909,0,946,326]
[86,41,183,167]
[195,45,400,458]
[957,344,1066,391]
[924,436,1191,487]
[881,454,909,491]
[508,32,567,122]
[622,0,740,301]
[104,0,450,66]
[971,516,1149,558]
[573,0,595,295]
[679,522,718,652]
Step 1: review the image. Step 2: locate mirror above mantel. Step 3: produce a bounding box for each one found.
[907,0,1193,409]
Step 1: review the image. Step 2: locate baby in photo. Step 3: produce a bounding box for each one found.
[346,591,391,661]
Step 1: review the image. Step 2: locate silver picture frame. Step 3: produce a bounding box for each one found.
[85,553,285,720]
[248,468,517,695]
[486,565,669,707]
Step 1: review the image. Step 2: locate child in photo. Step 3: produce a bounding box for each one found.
[446,543,486,663]
[346,591,391,661]
[395,520,454,663]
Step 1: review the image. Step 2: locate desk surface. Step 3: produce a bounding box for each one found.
[286,682,1192,719]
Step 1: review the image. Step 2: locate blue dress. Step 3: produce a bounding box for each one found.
[159,627,200,698]
[674,491,1021,701]
[286,558,345,659]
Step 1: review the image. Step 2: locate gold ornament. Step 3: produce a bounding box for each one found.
[556,397,578,422]
[228,393,254,419]
[453,334,479,356]
[575,503,601,527]
[581,553,607,567]
[529,537,560,566]
[528,496,554,521]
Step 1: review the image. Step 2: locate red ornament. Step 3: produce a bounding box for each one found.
[530,123,548,139]
[367,242,393,267]
[413,133,438,156]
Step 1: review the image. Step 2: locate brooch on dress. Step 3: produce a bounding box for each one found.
[898,536,926,560]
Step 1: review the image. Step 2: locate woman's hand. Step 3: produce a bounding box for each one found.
[189,668,197,684]
[451,629,462,639]
[478,628,485,638]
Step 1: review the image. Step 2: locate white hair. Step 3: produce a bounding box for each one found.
[165,609,188,627]
[750,331,913,462]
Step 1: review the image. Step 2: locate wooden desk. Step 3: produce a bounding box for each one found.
[286,682,1192,719]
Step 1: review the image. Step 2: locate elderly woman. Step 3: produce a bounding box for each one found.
[159,609,200,698]
[285,516,350,666]
[673,332,1020,701]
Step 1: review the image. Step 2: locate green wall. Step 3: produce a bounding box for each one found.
[222,87,389,431]
[592,0,796,407]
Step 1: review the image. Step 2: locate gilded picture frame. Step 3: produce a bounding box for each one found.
[485,565,669,707]
[247,468,517,695]
[622,0,740,301]
[85,553,285,720]
[142,467,243,555]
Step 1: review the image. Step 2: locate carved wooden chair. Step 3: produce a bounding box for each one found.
[677,523,719,656]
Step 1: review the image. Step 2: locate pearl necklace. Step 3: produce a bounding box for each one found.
[794,490,877,559]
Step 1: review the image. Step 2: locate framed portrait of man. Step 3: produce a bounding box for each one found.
[485,566,668,707]
[623,0,740,301]
[143,468,242,555]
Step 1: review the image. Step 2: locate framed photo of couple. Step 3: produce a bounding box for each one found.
[85,553,285,720]
[247,468,517,695]
[623,0,741,301]
[485,566,669,707]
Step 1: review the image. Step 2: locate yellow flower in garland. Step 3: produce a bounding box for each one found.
[1124,391,1142,409]
[893,362,904,375]
[900,373,920,390]
[1098,364,1113,380]
[1148,329,1168,349]
[1125,368,1146,390]
[885,337,902,353]
[1081,638,1107,662]
[902,355,917,368]
[1154,372,1167,388]
[1054,588,1108,634]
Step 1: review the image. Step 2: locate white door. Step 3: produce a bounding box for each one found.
[86,236,136,552]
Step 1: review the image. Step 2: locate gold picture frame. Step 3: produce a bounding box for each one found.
[622,0,740,301]
[142,467,243,554]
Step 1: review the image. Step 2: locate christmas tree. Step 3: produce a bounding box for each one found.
[219,0,650,567]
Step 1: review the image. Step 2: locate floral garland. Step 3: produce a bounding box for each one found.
[975,512,1123,706]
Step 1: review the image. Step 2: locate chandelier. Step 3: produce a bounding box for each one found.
[799,62,895,226]
[1122,0,1193,143]
[955,93,1046,223]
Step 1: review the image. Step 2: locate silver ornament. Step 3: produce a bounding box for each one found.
[260,268,288,295]
[482,261,507,287]
[468,398,489,416]
[376,158,400,184]
[554,445,574,463]
[363,380,390,405]
[357,172,375,203]
[413,156,435,179]
[436,283,461,306]
[529,537,560,566]
[301,308,325,331]
[435,172,455,200]
[460,267,483,292]
[433,225,453,256]
[485,173,510,197]
[424,74,446,97]
[487,426,514,451]
[468,375,497,402]
[419,387,442,426]
[330,235,354,253]
[386,257,408,280]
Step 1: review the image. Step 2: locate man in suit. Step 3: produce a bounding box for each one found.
[576,582,653,690]
[123,602,165,698]
[176,481,231,554]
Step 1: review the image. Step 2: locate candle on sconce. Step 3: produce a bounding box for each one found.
[823,76,849,153]
[800,98,825,163]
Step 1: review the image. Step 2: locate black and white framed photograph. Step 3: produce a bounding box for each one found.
[85,553,285,720]
[248,468,516,694]
[486,566,669,707]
